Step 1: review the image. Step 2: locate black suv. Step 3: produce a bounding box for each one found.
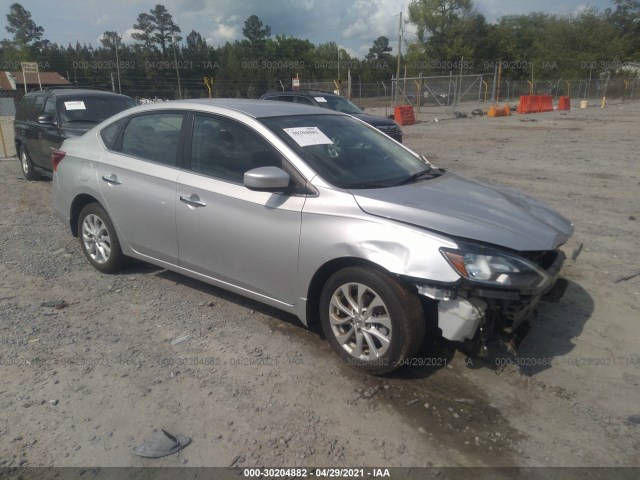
[260,91,402,143]
[14,88,137,180]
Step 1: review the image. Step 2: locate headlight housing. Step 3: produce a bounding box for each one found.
[440,244,551,291]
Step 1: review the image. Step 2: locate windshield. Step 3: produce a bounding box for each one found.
[314,96,363,115]
[57,96,137,124]
[261,114,429,189]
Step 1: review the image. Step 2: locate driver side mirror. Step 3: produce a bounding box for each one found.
[244,166,291,192]
[37,114,56,125]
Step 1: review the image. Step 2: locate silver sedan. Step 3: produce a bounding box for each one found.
[52,99,573,374]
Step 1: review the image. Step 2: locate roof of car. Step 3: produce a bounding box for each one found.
[25,88,132,98]
[261,90,338,97]
[133,98,341,119]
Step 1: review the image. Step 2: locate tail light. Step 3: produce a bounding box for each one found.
[51,150,65,172]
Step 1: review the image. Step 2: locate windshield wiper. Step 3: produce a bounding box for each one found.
[395,167,445,186]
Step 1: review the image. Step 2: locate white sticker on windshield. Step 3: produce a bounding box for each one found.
[314,96,327,103]
[64,101,86,110]
[283,127,333,147]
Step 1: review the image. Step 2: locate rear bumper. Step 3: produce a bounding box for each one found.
[51,173,71,228]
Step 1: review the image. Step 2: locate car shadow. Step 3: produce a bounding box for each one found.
[117,264,593,379]
[468,279,594,376]
[392,279,594,379]
[151,267,311,333]
[392,336,458,380]
[390,300,457,380]
[123,264,453,377]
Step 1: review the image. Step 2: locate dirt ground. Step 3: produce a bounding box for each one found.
[0,101,639,473]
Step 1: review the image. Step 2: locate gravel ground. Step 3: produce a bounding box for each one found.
[0,101,639,472]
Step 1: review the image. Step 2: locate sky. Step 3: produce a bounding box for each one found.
[1,0,615,58]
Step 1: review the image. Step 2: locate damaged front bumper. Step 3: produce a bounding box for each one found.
[414,249,568,348]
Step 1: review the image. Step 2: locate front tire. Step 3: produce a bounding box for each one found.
[78,203,127,273]
[320,267,425,375]
[19,145,40,181]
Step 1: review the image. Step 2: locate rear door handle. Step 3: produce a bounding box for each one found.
[101,174,122,185]
[180,194,207,207]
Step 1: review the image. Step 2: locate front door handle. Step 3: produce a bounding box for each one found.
[101,174,122,185]
[180,194,207,207]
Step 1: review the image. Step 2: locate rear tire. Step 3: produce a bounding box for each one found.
[78,203,127,273]
[320,266,425,375]
[19,145,40,181]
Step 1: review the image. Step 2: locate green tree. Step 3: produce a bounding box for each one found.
[488,9,623,80]
[408,0,472,62]
[182,30,213,83]
[265,35,314,83]
[605,0,640,59]
[242,15,271,43]
[366,36,392,61]
[490,13,552,79]
[311,42,353,81]
[538,9,624,79]
[5,3,44,47]
[448,12,495,63]
[132,13,154,51]
[99,31,121,50]
[184,30,207,54]
[0,39,22,67]
[132,4,181,56]
[364,36,394,81]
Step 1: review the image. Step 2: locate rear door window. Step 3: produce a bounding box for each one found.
[119,113,184,167]
[43,97,56,119]
[31,95,46,120]
[16,96,34,121]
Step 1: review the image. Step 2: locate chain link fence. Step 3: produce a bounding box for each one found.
[390,75,640,118]
[1,74,638,158]
[0,91,18,158]
[496,78,639,105]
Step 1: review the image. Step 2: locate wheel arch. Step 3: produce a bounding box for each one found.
[305,257,401,327]
[70,194,102,237]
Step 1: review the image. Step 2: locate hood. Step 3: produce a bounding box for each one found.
[352,113,396,128]
[351,172,573,252]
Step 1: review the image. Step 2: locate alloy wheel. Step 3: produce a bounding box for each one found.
[81,214,112,264]
[329,282,392,360]
[20,149,30,176]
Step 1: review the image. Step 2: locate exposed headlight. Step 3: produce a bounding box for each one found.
[440,244,551,291]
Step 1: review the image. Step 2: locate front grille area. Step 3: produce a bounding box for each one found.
[376,125,401,136]
[521,250,559,270]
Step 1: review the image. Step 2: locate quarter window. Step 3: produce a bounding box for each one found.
[120,113,184,166]
[43,97,56,118]
[100,118,126,149]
